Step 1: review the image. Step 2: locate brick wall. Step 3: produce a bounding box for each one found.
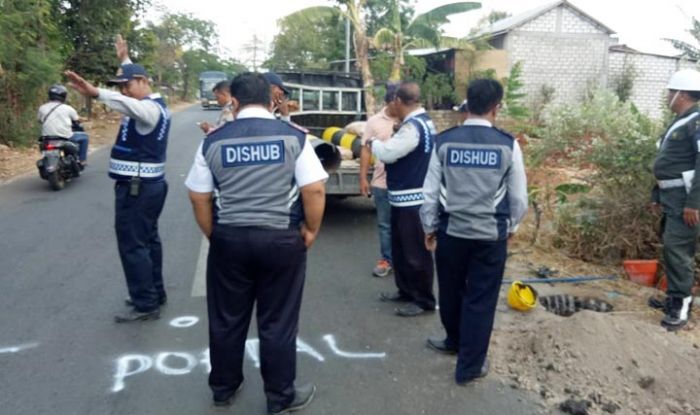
[427,110,461,133]
[505,4,612,108]
[608,51,698,118]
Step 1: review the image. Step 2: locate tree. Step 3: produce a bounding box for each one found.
[265,7,346,70]
[666,17,700,60]
[57,0,151,82]
[136,12,236,99]
[468,9,510,36]
[335,0,377,114]
[504,61,529,120]
[372,1,481,81]
[0,0,64,146]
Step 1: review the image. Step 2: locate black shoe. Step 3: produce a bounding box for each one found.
[379,291,411,303]
[395,303,434,317]
[125,296,167,307]
[213,382,243,407]
[457,359,489,386]
[648,295,669,311]
[114,307,160,323]
[268,383,316,415]
[661,296,692,331]
[427,337,458,355]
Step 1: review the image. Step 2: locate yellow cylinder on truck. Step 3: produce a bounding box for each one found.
[507,281,538,312]
[322,126,362,159]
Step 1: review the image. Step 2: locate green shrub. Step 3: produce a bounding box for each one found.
[531,89,664,263]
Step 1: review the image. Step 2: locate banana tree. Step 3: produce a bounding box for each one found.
[283,2,377,114]
[373,1,481,81]
[665,17,700,60]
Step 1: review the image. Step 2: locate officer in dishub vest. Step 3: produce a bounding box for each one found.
[65,35,170,322]
[369,81,437,317]
[649,69,700,331]
[420,79,528,385]
[185,73,327,414]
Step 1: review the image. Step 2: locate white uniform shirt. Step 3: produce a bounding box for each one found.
[371,107,425,164]
[37,102,79,138]
[185,107,328,193]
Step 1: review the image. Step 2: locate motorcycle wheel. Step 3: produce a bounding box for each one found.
[48,171,65,191]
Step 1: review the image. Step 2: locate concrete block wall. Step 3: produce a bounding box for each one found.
[519,9,557,32]
[609,52,699,118]
[560,7,602,34]
[509,32,610,106]
[506,4,611,108]
[427,110,461,133]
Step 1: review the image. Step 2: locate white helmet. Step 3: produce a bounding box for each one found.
[666,69,700,91]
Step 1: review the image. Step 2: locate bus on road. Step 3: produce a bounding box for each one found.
[198,71,228,109]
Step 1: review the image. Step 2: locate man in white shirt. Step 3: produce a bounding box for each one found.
[185,72,326,413]
[37,84,88,163]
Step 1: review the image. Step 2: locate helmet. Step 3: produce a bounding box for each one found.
[48,84,68,102]
[666,69,700,91]
[507,281,538,312]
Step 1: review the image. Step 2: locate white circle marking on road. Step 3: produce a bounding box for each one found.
[169,316,199,328]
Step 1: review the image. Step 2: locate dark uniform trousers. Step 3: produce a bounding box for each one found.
[661,188,700,297]
[207,225,306,412]
[435,231,507,382]
[114,180,168,312]
[391,207,435,309]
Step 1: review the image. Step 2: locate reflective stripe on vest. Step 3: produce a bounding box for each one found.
[388,187,424,207]
[109,159,165,178]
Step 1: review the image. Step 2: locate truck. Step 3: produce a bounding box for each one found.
[198,71,228,109]
[276,71,370,196]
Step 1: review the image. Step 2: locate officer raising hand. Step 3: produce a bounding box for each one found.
[185,72,327,414]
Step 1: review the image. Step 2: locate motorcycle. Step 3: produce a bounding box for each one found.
[36,122,87,191]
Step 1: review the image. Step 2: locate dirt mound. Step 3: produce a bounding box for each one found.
[494,310,700,415]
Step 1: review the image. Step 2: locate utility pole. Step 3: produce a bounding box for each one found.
[345,17,351,74]
[244,34,264,72]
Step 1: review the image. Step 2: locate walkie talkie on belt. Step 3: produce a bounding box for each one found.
[129,161,141,197]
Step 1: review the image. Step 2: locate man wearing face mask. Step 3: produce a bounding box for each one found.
[650,69,700,331]
[65,35,170,323]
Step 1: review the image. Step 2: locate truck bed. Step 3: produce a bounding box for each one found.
[325,159,371,196]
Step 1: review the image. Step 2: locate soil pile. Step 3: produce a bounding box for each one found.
[493,310,700,415]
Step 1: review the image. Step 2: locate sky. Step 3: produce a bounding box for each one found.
[151,0,700,66]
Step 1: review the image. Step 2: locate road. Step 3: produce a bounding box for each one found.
[0,105,550,415]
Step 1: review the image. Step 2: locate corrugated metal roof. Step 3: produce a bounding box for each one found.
[406,47,455,56]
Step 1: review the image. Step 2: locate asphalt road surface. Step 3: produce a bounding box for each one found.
[0,105,551,415]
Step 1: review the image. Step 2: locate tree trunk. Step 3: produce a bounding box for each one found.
[346,1,376,116]
[389,35,403,81]
[354,31,376,116]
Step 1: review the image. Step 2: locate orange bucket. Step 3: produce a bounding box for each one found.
[657,274,668,291]
[622,260,658,287]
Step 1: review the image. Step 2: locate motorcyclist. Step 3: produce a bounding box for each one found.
[37,84,89,165]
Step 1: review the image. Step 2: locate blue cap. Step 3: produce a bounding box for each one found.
[263,72,290,95]
[107,63,149,86]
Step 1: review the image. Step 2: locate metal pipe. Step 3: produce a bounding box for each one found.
[308,136,341,174]
[501,275,619,285]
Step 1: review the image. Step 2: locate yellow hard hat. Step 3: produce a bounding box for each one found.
[507,281,538,311]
